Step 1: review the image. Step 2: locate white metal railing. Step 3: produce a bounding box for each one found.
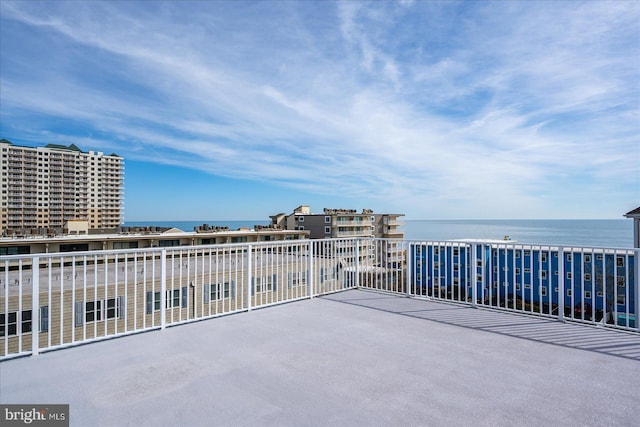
[1,238,638,359]
[399,240,639,330]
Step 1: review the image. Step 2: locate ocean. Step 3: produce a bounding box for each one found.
[124,219,635,248]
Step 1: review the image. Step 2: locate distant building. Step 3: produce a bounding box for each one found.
[269,205,404,239]
[0,226,308,255]
[412,242,636,326]
[0,139,124,235]
[270,205,405,268]
[624,206,640,248]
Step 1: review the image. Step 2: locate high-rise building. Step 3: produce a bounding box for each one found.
[0,139,124,235]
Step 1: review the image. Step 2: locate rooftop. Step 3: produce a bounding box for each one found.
[1,289,638,426]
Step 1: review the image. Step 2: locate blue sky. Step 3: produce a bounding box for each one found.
[1,1,638,221]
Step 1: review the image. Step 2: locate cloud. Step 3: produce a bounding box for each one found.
[1,0,638,218]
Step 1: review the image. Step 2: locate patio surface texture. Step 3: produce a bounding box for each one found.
[1,289,639,426]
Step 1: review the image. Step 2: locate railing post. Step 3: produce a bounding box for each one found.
[247,244,252,312]
[355,239,360,289]
[307,241,314,298]
[471,243,478,308]
[31,256,40,356]
[558,247,565,322]
[160,249,167,330]
[405,242,412,297]
[635,249,639,331]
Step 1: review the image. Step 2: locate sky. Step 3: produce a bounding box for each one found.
[1,1,638,221]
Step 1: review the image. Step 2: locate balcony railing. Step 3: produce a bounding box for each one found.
[0,238,638,360]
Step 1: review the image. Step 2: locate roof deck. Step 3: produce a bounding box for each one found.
[1,289,638,426]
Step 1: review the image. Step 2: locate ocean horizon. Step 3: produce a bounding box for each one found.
[123,219,634,249]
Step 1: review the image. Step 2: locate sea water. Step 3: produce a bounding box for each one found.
[124,219,634,248]
[402,219,632,248]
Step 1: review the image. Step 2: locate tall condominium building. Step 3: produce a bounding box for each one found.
[1,139,124,235]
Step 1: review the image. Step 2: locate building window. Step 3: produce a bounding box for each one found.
[515,268,520,275]
[541,253,547,262]
[210,282,231,300]
[567,289,572,297]
[515,251,521,258]
[0,310,32,336]
[567,272,572,279]
[169,289,181,308]
[584,273,591,282]
[540,270,547,279]
[298,216,304,222]
[325,216,331,223]
[515,283,521,290]
[540,286,547,297]
[287,272,306,288]
[85,300,103,322]
[253,275,277,294]
[566,253,572,261]
[325,227,331,234]
[85,298,120,322]
[584,291,592,299]
[297,226,305,231]
[616,256,625,267]
[617,277,625,288]
[167,288,187,308]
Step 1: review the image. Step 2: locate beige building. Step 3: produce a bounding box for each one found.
[1,139,124,236]
[270,205,404,240]
[0,227,308,255]
[270,206,405,267]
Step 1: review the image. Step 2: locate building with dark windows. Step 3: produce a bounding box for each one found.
[0,139,124,236]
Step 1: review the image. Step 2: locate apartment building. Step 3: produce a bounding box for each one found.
[270,206,405,267]
[0,140,124,235]
[0,226,308,255]
[269,205,404,239]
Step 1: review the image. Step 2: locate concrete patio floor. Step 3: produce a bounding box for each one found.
[1,289,639,426]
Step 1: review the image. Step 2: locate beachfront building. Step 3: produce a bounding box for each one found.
[0,139,124,236]
[269,205,404,240]
[411,241,636,326]
[0,226,308,255]
[270,205,405,267]
[624,206,640,248]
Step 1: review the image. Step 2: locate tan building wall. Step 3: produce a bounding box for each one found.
[1,241,379,357]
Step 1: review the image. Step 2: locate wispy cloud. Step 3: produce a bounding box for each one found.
[1,0,638,218]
